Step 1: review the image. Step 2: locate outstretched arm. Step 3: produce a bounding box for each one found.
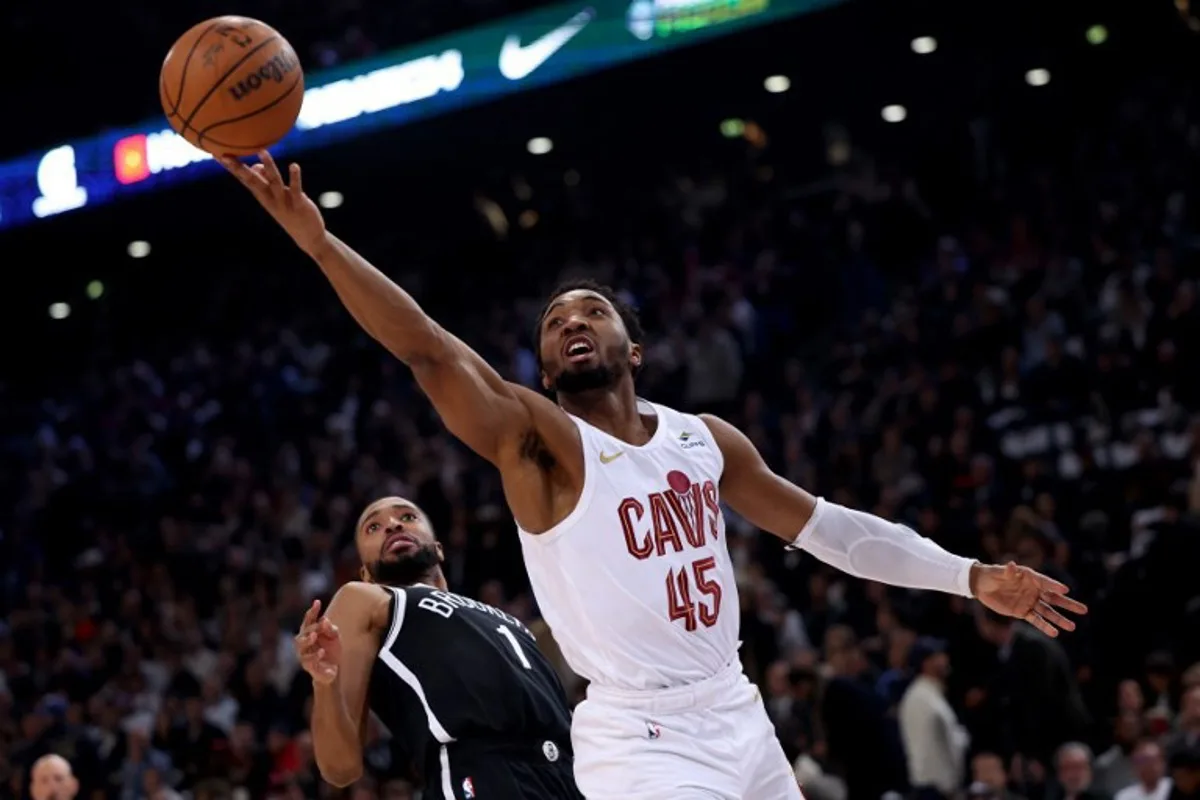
[306,230,537,464]
[221,153,566,467]
[700,414,1087,637]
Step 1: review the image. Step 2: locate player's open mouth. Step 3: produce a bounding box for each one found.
[384,533,418,554]
[563,335,596,363]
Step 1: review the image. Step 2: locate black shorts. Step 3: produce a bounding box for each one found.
[426,737,583,800]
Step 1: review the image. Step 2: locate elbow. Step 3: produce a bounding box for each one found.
[318,763,363,788]
[388,319,454,367]
[314,744,364,788]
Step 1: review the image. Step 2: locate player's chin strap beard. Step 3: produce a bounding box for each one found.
[553,361,624,395]
[368,546,441,587]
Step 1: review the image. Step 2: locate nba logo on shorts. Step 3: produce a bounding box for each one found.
[462,777,475,798]
[646,721,662,740]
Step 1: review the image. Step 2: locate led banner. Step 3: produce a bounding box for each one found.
[0,0,844,232]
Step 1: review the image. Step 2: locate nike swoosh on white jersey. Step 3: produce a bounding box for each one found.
[498,8,596,81]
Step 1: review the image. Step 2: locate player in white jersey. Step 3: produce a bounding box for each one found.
[221,152,1087,800]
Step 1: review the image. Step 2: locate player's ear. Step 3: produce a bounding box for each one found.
[630,342,643,371]
[359,565,371,583]
[434,542,445,563]
[541,370,553,392]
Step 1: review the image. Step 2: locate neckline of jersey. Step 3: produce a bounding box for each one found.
[572,398,671,451]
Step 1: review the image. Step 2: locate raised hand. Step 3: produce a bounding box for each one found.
[974,561,1088,637]
[295,599,342,685]
[219,150,327,256]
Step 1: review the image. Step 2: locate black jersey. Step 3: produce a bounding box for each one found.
[367,584,574,793]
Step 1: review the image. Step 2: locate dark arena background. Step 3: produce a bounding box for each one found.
[3,0,1200,798]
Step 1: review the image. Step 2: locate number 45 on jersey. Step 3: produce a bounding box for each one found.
[666,556,722,632]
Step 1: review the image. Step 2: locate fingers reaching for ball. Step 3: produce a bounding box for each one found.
[218,149,327,255]
[218,156,269,193]
[219,151,304,198]
[258,150,285,186]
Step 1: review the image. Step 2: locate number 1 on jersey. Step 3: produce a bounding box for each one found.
[666,556,722,631]
[496,624,532,669]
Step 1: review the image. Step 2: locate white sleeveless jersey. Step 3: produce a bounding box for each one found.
[517,401,740,691]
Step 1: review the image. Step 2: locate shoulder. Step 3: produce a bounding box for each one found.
[696,413,756,462]
[897,688,921,717]
[333,580,392,603]
[696,412,734,438]
[329,581,394,630]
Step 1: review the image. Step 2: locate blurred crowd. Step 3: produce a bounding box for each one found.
[4,22,1200,800]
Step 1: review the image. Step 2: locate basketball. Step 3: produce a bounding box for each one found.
[160,16,304,157]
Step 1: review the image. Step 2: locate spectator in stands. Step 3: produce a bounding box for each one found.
[1096,713,1146,796]
[28,755,78,800]
[820,627,908,800]
[1167,687,1200,757]
[1168,747,1200,800]
[974,606,1091,767]
[1051,743,1108,800]
[899,638,969,800]
[1114,741,1172,800]
[972,752,1028,800]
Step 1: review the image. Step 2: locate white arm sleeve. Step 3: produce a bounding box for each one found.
[789,497,976,597]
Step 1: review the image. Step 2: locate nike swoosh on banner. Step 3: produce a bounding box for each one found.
[499,8,596,81]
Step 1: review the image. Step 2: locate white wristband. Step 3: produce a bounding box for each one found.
[789,498,976,598]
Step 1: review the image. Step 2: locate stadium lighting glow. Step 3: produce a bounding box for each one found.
[527,137,554,155]
[318,191,344,209]
[1086,25,1108,45]
[764,75,791,93]
[911,36,937,54]
[1026,68,1051,87]
[86,280,104,300]
[720,118,746,138]
[127,240,151,258]
[882,104,908,123]
[49,302,70,320]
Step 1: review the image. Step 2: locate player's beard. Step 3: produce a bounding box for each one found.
[368,545,441,587]
[552,360,624,395]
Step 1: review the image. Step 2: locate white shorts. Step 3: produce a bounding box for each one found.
[570,662,805,800]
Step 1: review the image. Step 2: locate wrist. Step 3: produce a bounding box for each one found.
[968,562,987,598]
[304,230,335,262]
[311,674,340,693]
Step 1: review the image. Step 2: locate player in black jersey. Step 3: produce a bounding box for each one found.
[295,496,582,799]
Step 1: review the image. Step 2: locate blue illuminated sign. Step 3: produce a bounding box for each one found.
[0,0,844,232]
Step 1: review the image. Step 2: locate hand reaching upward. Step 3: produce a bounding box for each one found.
[220,150,327,256]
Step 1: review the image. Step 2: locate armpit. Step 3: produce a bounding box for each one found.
[518,428,557,471]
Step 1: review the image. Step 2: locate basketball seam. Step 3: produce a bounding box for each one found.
[181,35,282,131]
[165,19,224,116]
[197,71,304,141]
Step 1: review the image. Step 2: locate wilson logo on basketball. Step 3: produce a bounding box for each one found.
[228,51,300,101]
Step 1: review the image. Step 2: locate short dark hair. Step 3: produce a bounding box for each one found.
[533,278,645,375]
